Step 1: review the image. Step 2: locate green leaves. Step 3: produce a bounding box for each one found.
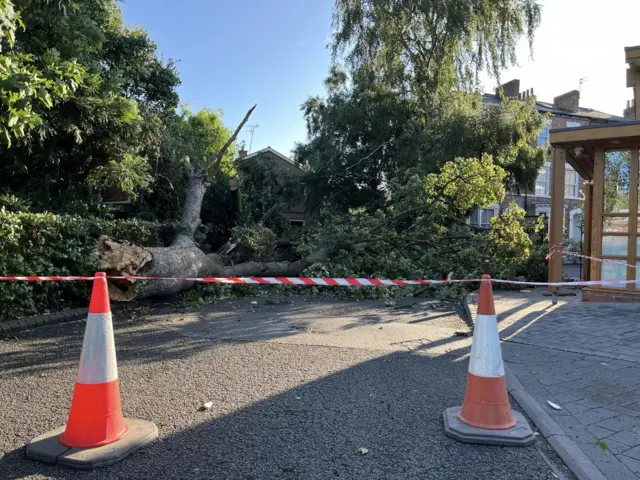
[0,0,179,212]
[489,203,532,265]
[425,154,507,212]
[36,86,53,108]
[0,49,85,145]
[87,154,154,200]
[0,0,19,50]
[332,0,541,94]
[0,1,88,146]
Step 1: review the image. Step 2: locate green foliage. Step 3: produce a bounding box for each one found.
[0,0,180,212]
[489,203,532,265]
[0,0,85,146]
[0,209,176,319]
[332,0,541,94]
[295,72,546,211]
[183,108,235,178]
[0,0,549,313]
[293,155,503,299]
[0,193,29,212]
[426,154,506,212]
[287,0,547,299]
[237,155,306,226]
[292,155,546,300]
[87,154,154,200]
[230,226,278,262]
[195,152,307,251]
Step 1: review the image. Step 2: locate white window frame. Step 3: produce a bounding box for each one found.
[569,208,583,242]
[531,162,580,199]
[535,204,565,227]
[536,119,553,148]
[564,168,581,199]
[527,120,582,198]
[468,205,499,229]
[534,164,550,196]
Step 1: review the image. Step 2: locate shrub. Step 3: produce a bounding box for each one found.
[0,210,176,319]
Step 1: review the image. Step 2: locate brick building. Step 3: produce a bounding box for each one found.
[472,80,627,242]
[238,147,310,226]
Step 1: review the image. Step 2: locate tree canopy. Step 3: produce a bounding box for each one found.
[0,0,180,212]
[332,0,541,94]
[0,0,550,314]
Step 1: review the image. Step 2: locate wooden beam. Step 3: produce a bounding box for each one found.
[565,147,591,180]
[549,147,566,291]
[626,46,640,62]
[550,123,640,145]
[590,148,605,282]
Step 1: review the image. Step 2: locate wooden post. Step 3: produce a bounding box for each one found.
[549,147,566,298]
[583,183,592,280]
[629,148,639,289]
[591,148,605,282]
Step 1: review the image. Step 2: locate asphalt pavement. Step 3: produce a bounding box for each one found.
[1,296,573,479]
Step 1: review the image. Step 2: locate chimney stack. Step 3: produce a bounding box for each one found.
[238,148,248,159]
[496,79,520,99]
[624,99,636,119]
[553,90,580,113]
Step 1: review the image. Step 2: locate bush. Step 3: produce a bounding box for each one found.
[0,210,176,320]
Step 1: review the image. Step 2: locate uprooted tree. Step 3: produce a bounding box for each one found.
[0,0,548,304]
[96,0,546,300]
[97,104,341,300]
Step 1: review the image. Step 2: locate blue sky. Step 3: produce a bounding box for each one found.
[479,0,640,118]
[122,1,640,158]
[121,0,334,157]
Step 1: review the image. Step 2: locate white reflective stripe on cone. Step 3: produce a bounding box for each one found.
[77,312,119,384]
[468,314,505,378]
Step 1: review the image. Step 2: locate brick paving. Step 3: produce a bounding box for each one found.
[468,289,640,479]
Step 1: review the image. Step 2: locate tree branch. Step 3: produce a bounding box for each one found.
[205,104,256,179]
[183,156,195,179]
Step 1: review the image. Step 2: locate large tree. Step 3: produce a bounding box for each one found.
[332,0,541,95]
[0,0,180,212]
[0,0,85,146]
[12,0,544,300]
[295,68,545,212]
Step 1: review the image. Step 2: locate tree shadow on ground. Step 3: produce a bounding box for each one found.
[0,317,296,379]
[1,349,557,480]
[0,296,465,379]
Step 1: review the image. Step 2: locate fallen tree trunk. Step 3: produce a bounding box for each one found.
[97,237,331,301]
[94,103,335,301]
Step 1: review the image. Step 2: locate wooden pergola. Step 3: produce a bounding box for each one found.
[547,46,640,300]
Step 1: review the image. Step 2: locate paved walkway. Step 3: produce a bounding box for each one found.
[468,288,640,479]
[1,296,571,480]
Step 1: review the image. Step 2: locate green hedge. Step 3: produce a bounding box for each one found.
[0,210,176,320]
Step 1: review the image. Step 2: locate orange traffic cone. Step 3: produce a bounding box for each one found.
[26,273,158,468]
[457,274,516,430]
[443,274,535,446]
[59,272,127,447]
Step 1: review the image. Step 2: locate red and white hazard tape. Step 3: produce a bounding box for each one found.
[553,249,639,269]
[0,276,97,281]
[0,275,470,286]
[0,274,638,288]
